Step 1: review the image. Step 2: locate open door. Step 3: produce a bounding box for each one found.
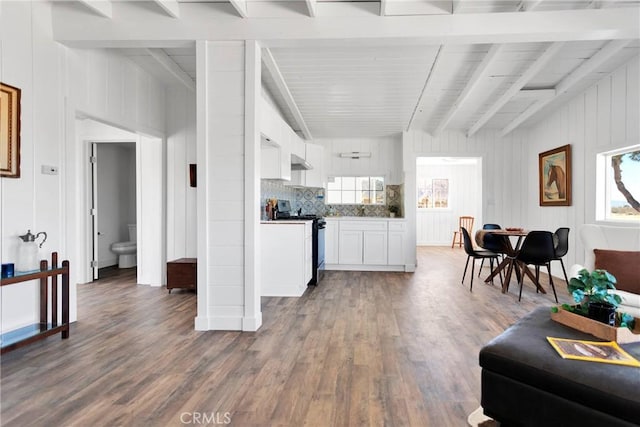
[90,143,99,280]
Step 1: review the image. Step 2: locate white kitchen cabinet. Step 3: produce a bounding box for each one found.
[363,231,388,265]
[338,229,363,264]
[289,142,324,188]
[261,144,291,181]
[338,220,387,266]
[326,218,406,271]
[325,220,339,264]
[261,221,312,296]
[388,221,407,266]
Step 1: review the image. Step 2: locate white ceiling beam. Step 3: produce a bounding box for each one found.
[518,0,545,12]
[76,0,112,18]
[515,89,556,100]
[433,0,546,135]
[433,44,503,136]
[153,0,180,18]
[262,48,313,140]
[305,0,317,17]
[229,0,248,18]
[500,39,631,136]
[407,45,445,132]
[380,0,388,16]
[52,6,640,48]
[467,42,564,137]
[146,48,196,92]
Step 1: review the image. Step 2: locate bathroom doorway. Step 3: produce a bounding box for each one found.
[91,142,137,280]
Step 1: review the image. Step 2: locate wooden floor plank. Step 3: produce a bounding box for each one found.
[1,247,570,426]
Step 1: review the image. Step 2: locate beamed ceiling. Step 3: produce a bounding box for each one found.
[53,0,640,138]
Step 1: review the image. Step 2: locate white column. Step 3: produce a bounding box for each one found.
[402,131,417,272]
[195,40,261,331]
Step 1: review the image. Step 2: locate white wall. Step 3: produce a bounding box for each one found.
[315,135,403,185]
[522,54,640,273]
[166,85,197,261]
[416,161,482,245]
[403,129,526,269]
[1,2,166,332]
[96,143,136,268]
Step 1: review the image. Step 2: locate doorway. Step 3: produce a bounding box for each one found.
[415,157,482,245]
[91,142,137,280]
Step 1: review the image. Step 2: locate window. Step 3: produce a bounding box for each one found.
[327,176,385,205]
[597,145,640,222]
[417,178,449,209]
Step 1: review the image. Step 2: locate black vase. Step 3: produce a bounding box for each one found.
[588,302,616,326]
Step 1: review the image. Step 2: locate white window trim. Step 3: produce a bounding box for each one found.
[326,175,386,205]
[596,144,640,223]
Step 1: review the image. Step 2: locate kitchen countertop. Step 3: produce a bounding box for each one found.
[260,220,313,224]
[324,216,405,221]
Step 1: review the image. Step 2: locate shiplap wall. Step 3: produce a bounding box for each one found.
[314,136,403,184]
[166,85,197,261]
[416,162,482,245]
[1,2,166,331]
[523,54,640,274]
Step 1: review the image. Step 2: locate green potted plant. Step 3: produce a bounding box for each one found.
[568,268,621,325]
[388,204,400,218]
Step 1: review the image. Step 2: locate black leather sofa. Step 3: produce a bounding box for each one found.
[479,307,640,427]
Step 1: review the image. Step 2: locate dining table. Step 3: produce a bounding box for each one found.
[478,228,547,295]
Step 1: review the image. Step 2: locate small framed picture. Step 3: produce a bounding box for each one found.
[0,82,21,178]
[539,144,571,206]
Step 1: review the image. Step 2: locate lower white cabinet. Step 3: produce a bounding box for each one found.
[325,220,339,264]
[261,221,312,296]
[328,219,405,271]
[363,231,387,265]
[339,230,363,264]
[388,221,407,266]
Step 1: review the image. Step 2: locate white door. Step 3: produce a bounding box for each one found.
[388,232,405,265]
[90,143,99,280]
[325,221,339,264]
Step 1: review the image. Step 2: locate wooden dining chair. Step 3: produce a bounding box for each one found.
[452,216,474,248]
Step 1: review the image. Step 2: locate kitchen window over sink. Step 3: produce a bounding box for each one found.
[327,176,385,205]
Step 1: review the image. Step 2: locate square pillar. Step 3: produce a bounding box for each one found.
[195,40,262,331]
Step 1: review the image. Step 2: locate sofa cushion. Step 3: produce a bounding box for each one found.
[594,249,640,294]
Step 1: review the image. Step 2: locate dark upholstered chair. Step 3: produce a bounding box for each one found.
[552,227,570,285]
[461,227,502,291]
[514,231,558,303]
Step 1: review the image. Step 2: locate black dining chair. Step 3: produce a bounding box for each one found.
[552,227,570,285]
[479,223,505,276]
[513,231,559,303]
[461,227,502,291]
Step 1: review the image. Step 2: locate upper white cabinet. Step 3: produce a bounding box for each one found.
[290,142,324,188]
[260,98,291,180]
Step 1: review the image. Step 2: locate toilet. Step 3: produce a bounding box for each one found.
[110,224,137,268]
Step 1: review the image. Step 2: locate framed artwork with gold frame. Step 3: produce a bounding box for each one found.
[1,82,21,178]
[539,144,571,206]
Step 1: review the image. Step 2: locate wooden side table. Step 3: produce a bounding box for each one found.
[166,258,197,293]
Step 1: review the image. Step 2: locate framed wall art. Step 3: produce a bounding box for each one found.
[539,144,571,206]
[0,82,21,178]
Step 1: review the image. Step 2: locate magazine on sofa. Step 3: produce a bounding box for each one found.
[546,337,640,367]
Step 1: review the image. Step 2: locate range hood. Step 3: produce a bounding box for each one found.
[291,154,313,171]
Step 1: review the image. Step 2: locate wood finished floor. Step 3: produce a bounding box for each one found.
[1,247,571,427]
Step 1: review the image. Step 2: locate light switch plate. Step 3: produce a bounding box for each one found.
[41,165,59,175]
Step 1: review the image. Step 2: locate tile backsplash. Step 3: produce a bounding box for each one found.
[261,181,404,218]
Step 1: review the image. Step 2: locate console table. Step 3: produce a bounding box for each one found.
[480,307,640,426]
[0,252,70,354]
